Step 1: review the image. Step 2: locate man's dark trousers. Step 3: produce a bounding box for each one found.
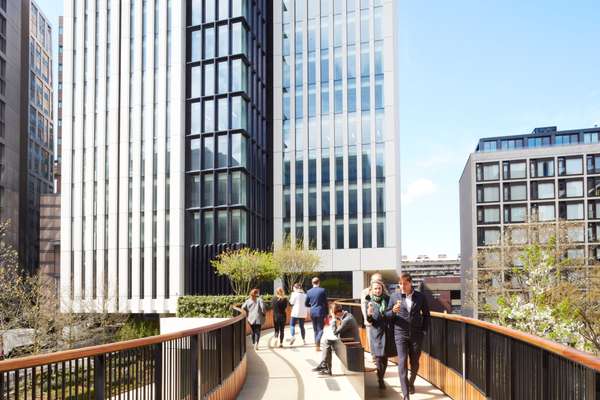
[395,331,423,398]
[312,316,325,345]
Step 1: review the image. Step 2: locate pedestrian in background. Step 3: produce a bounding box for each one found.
[289,283,308,345]
[272,287,289,347]
[305,277,328,351]
[242,288,266,351]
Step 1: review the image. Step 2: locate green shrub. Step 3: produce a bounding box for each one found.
[177,295,273,318]
[116,317,160,341]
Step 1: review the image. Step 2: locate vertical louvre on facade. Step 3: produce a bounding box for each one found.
[61,0,184,313]
[184,0,273,295]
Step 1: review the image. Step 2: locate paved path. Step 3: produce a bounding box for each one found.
[238,326,450,400]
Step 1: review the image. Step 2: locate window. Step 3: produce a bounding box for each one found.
[527,136,550,148]
[531,181,554,200]
[477,206,500,224]
[558,157,583,176]
[566,225,585,243]
[481,141,497,152]
[504,205,527,223]
[202,174,214,206]
[189,175,201,207]
[500,139,523,150]
[559,202,584,220]
[477,227,500,246]
[204,100,215,132]
[217,61,228,93]
[555,134,579,145]
[588,222,600,242]
[217,210,227,243]
[202,137,214,169]
[589,177,600,197]
[189,102,201,134]
[558,179,583,198]
[190,30,201,61]
[217,135,228,167]
[202,212,213,244]
[530,158,554,177]
[476,184,500,203]
[231,171,246,205]
[589,200,600,220]
[587,154,600,174]
[218,24,228,57]
[203,63,214,95]
[204,27,215,58]
[533,203,555,222]
[502,160,526,179]
[217,173,227,205]
[476,163,499,181]
[584,132,599,144]
[218,98,228,130]
[503,183,526,201]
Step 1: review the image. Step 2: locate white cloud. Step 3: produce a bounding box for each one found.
[402,178,437,205]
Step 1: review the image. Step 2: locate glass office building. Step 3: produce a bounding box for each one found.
[61,0,399,313]
[273,0,400,297]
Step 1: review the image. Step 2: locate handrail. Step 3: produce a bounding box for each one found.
[0,307,246,372]
[335,301,600,372]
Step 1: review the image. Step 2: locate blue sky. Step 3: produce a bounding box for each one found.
[38,1,600,258]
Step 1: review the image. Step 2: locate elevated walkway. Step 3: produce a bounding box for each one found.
[238,326,449,400]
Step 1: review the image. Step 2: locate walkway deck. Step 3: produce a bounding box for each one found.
[238,326,450,400]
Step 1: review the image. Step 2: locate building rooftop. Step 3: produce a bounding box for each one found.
[475,125,600,153]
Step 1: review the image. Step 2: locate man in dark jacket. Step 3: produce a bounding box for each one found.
[385,273,430,400]
[305,277,328,351]
[312,303,360,375]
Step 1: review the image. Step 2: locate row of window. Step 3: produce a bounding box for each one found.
[478,224,600,248]
[477,178,600,203]
[479,132,600,152]
[190,208,248,245]
[283,215,386,250]
[476,155,600,181]
[476,200,600,225]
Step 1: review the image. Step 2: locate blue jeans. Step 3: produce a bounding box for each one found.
[312,316,325,345]
[290,317,306,339]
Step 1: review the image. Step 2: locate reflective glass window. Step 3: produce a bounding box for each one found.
[202,174,213,206]
[217,135,228,167]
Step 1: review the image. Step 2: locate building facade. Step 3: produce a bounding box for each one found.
[272,0,401,298]
[460,126,600,317]
[61,0,399,313]
[26,1,54,271]
[400,255,460,288]
[0,0,53,273]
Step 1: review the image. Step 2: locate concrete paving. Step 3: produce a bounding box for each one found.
[238,325,450,400]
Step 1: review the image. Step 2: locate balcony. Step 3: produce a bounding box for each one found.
[0,302,598,399]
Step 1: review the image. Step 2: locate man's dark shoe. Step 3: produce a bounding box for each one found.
[409,383,415,394]
[312,362,326,372]
[378,379,386,390]
[318,367,332,376]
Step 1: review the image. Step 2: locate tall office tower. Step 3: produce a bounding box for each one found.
[0,0,53,273]
[26,2,54,271]
[61,0,271,313]
[460,126,600,317]
[273,0,401,297]
[185,1,272,295]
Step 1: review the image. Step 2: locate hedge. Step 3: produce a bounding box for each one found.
[177,295,274,318]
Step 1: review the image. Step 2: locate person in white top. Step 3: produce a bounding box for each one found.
[288,283,309,345]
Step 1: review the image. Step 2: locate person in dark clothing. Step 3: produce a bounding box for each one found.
[272,287,289,347]
[385,272,430,400]
[365,280,396,390]
[305,277,328,351]
[312,303,360,375]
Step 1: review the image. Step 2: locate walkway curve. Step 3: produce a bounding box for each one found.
[238,325,449,400]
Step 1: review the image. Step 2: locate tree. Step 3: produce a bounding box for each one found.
[211,248,279,295]
[0,220,128,357]
[477,217,600,354]
[273,238,320,292]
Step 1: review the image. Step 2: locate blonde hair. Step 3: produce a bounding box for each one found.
[275,287,286,299]
[370,280,386,295]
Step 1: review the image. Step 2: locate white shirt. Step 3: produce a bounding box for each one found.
[404,291,414,311]
[289,291,309,318]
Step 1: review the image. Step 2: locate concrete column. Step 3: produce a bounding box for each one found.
[352,270,365,299]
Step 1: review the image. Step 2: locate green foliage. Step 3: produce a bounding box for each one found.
[116,317,160,341]
[211,248,279,295]
[177,295,274,318]
[273,237,321,291]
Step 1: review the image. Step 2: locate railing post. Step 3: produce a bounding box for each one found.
[461,322,466,399]
[154,344,162,400]
[190,335,199,399]
[93,355,105,400]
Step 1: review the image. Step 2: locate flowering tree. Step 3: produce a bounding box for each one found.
[273,238,320,292]
[477,218,600,354]
[212,248,279,295]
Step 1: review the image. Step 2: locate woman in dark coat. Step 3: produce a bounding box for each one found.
[365,280,396,390]
[272,287,289,347]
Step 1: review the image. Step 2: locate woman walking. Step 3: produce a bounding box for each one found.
[242,288,266,350]
[272,287,289,347]
[365,280,396,389]
[288,283,308,345]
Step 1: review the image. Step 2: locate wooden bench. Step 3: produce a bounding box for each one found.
[332,338,367,399]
